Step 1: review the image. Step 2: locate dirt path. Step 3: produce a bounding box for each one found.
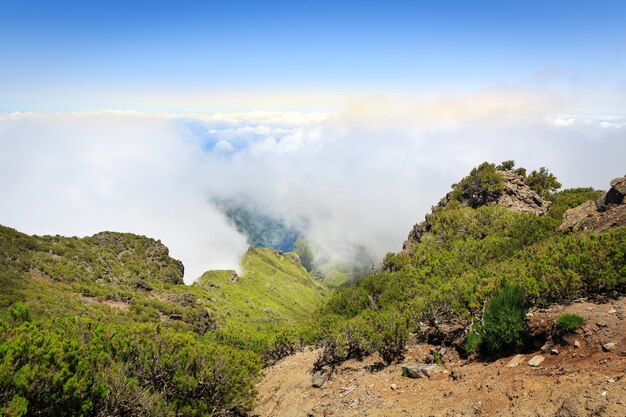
[253,298,626,416]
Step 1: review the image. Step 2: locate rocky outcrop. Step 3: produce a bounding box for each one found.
[403,170,550,250]
[498,171,551,215]
[559,176,626,233]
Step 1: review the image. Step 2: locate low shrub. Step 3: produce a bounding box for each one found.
[482,284,528,353]
[462,326,483,354]
[555,313,585,335]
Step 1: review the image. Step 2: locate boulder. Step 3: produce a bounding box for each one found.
[597,176,626,211]
[558,201,599,232]
[559,176,626,233]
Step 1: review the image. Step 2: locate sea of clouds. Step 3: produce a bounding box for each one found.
[1,92,625,282]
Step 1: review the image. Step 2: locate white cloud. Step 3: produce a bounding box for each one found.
[1,93,625,283]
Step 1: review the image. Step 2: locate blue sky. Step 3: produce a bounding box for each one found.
[1,0,626,112]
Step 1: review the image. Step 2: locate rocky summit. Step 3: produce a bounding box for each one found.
[404,168,550,250]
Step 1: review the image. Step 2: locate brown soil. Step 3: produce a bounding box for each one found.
[253,297,626,417]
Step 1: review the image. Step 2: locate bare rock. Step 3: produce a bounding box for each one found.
[602,342,616,352]
[559,201,599,232]
[497,171,551,215]
[597,176,626,211]
[134,278,153,291]
[505,354,525,368]
[402,363,439,379]
[312,370,328,388]
[561,176,626,233]
[528,355,545,367]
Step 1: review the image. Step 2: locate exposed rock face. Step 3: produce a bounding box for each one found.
[559,176,626,233]
[597,176,626,211]
[498,171,551,215]
[403,170,550,250]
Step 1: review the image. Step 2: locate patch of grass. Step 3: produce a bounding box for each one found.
[555,313,585,335]
[462,327,483,354]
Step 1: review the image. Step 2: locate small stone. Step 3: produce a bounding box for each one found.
[505,354,525,368]
[607,378,615,383]
[541,341,554,352]
[602,343,616,352]
[312,371,327,388]
[596,320,609,328]
[608,309,617,314]
[390,383,398,390]
[601,391,608,397]
[528,355,545,367]
[574,340,581,348]
[550,349,559,355]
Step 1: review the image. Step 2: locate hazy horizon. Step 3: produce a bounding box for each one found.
[1,1,625,282]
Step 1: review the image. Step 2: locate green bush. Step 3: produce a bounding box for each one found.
[555,313,585,335]
[462,326,483,354]
[452,162,504,207]
[482,284,528,353]
[0,317,260,416]
[373,310,410,364]
[8,302,30,323]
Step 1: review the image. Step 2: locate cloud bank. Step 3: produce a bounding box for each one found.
[1,92,625,283]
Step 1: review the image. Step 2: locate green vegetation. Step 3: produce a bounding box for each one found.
[308,163,623,365]
[525,167,562,199]
[462,328,483,355]
[451,162,504,207]
[0,312,259,416]
[1,161,623,414]
[0,226,328,415]
[555,313,586,335]
[481,285,528,352]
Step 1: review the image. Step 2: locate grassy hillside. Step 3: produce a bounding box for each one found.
[195,248,325,331]
[0,226,327,416]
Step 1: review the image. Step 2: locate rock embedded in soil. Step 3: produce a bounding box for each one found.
[602,342,616,352]
[311,370,327,388]
[505,354,525,368]
[528,355,545,367]
[402,363,439,379]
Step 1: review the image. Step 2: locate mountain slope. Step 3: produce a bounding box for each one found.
[309,164,625,370]
[194,247,326,334]
[0,226,328,416]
